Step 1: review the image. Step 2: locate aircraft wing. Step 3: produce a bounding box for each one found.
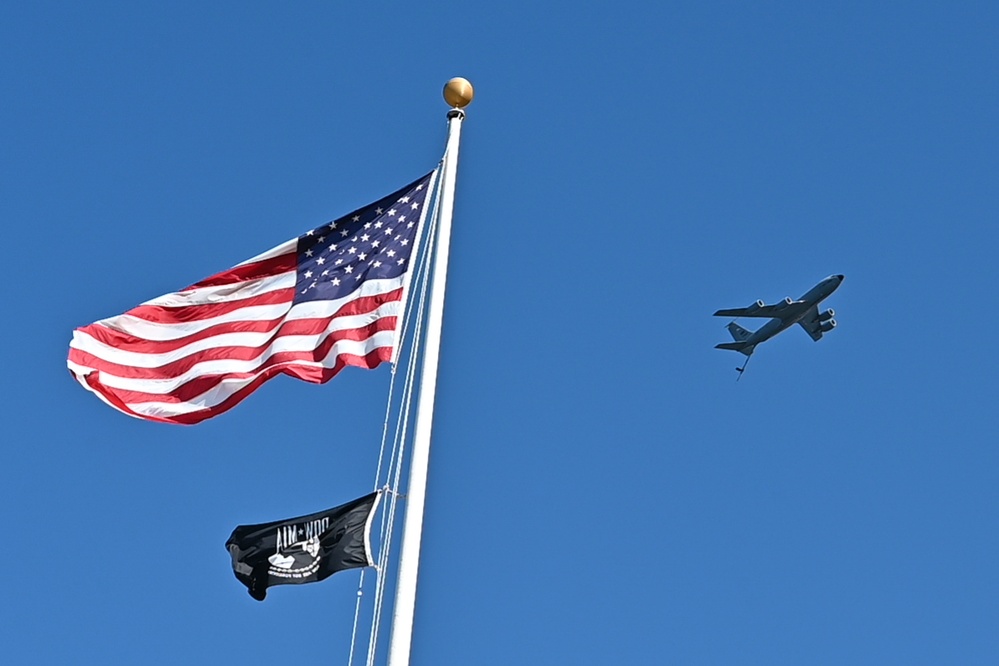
[797,305,824,341]
[713,300,804,318]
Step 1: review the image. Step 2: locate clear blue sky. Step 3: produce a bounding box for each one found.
[3,2,998,664]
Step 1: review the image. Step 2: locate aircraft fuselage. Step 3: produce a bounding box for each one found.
[744,275,843,346]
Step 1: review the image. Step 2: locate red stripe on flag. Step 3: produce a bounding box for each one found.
[126,287,295,324]
[77,317,290,355]
[183,253,297,289]
[70,315,399,380]
[73,288,404,354]
[79,347,394,425]
[166,348,394,425]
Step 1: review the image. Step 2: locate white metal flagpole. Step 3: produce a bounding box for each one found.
[385,78,474,666]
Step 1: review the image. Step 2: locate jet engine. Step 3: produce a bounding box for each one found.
[818,309,835,322]
[819,319,837,333]
[774,297,794,309]
[746,299,765,312]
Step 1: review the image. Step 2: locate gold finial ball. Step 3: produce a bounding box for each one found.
[443,77,474,109]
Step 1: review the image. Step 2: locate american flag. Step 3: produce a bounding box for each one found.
[68,171,437,425]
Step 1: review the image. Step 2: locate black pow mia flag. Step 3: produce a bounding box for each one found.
[226,492,380,601]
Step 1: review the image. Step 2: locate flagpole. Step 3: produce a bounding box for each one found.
[386,78,474,666]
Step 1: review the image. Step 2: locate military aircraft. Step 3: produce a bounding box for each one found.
[714,274,844,374]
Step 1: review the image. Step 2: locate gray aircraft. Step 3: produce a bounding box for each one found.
[714,274,844,373]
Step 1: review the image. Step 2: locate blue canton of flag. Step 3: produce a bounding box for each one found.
[295,173,434,304]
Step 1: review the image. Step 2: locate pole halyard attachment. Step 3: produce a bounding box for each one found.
[385,78,473,666]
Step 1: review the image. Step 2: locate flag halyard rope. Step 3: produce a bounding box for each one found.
[346,172,443,666]
[366,180,441,666]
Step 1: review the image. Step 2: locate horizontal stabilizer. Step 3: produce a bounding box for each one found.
[715,341,755,356]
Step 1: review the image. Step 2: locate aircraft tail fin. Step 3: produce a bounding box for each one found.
[726,322,753,342]
[715,341,755,356]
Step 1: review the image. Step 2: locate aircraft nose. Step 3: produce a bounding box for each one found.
[835,274,845,281]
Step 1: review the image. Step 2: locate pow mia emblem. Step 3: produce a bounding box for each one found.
[268,519,334,579]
